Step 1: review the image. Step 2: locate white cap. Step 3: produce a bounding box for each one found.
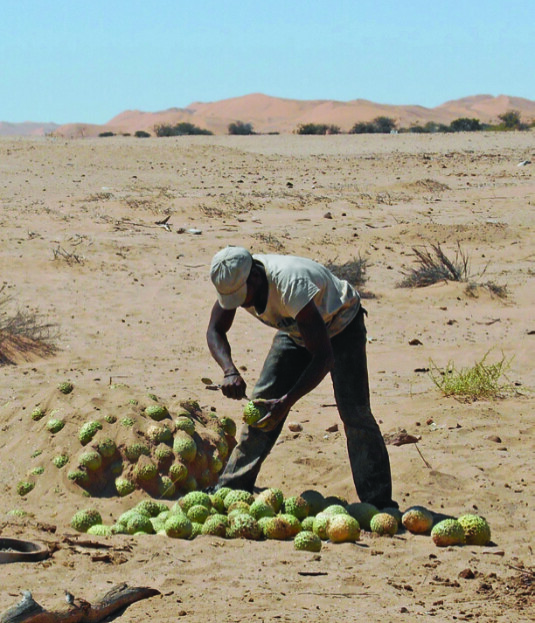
[210,246,253,309]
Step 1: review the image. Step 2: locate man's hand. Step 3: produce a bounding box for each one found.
[221,373,247,400]
[252,396,291,432]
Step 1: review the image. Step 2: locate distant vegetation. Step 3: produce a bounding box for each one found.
[296,123,341,135]
[292,110,533,135]
[350,116,397,134]
[228,121,255,135]
[153,122,213,137]
[134,130,151,138]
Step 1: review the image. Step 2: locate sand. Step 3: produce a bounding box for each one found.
[0,132,534,622]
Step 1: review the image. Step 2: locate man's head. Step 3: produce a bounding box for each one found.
[210,246,253,309]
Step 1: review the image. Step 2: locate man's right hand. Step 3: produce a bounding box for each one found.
[221,373,247,400]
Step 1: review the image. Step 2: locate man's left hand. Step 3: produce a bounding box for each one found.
[253,396,291,432]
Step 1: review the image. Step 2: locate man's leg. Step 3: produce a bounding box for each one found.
[330,308,397,508]
[217,331,311,492]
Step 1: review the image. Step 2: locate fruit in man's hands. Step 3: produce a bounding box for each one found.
[243,401,268,426]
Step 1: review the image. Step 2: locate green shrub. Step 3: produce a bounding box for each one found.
[228,121,255,135]
[134,130,151,138]
[296,123,340,135]
[429,351,514,402]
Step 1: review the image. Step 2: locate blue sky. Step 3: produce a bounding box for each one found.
[1,0,534,124]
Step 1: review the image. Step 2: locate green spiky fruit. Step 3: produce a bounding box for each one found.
[381,506,403,525]
[136,500,168,517]
[79,451,102,471]
[154,443,174,464]
[46,418,65,434]
[294,530,322,552]
[262,516,296,540]
[209,453,223,474]
[145,404,169,421]
[87,524,113,536]
[216,437,229,461]
[457,514,491,546]
[187,504,210,524]
[190,522,203,539]
[146,424,173,444]
[312,513,330,540]
[181,474,198,492]
[249,499,276,521]
[370,512,398,536]
[242,401,268,426]
[202,515,228,537]
[256,488,284,513]
[165,514,193,539]
[126,513,154,535]
[96,437,117,458]
[174,416,196,436]
[173,432,197,463]
[16,480,35,496]
[327,515,360,543]
[125,443,150,462]
[53,454,69,468]
[323,504,349,517]
[346,502,379,531]
[283,495,309,520]
[278,514,302,537]
[58,381,74,394]
[68,469,90,485]
[121,417,134,428]
[220,417,237,437]
[169,462,188,484]
[115,477,136,496]
[224,489,255,509]
[210,493,226,514]
[179,491,212,513]
[301,516,315,531]
[134,457,158,482]
[79,421,103,446]
[300,490,325,516]
[70,509,102,533]
[227,514,262,540]
[158,476,176,498]
[227,501,251,515]
[150,518,165,534]
[31,407,46,421]
[431,519,465,547]
[402,506,434,534]
[105,414,117,424]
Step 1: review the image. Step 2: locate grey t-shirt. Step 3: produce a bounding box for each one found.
[244,254,360,345]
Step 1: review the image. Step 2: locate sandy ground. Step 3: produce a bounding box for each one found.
[0,132,534,622]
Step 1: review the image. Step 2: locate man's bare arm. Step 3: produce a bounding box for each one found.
[206,302,247,399]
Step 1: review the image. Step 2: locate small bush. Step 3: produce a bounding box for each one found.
[0,293,58,365]
[98,131,115,137]
[153,122,213,137]
[135,130,151,138]
[228,121,255,135]
[296,123,340,135]
[350,117,396,134]
[429,352,514,402]
[399,243,470,288]
[325,255,369,287]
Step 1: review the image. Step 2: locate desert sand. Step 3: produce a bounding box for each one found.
[0,131,534,622]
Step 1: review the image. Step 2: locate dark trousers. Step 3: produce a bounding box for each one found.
[218,308,396,508]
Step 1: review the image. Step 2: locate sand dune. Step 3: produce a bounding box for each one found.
[37,93,535,138]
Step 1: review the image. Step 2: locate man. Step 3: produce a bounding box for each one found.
[206,246,397,509]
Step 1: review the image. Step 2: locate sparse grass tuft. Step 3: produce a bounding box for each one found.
[399,243,470,288]
[429,351,514,402]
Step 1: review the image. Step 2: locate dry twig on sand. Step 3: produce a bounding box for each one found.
[399,242,470,288]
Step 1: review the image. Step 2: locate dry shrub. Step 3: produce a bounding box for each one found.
[0,294,58,365]
[399,243,470,288]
